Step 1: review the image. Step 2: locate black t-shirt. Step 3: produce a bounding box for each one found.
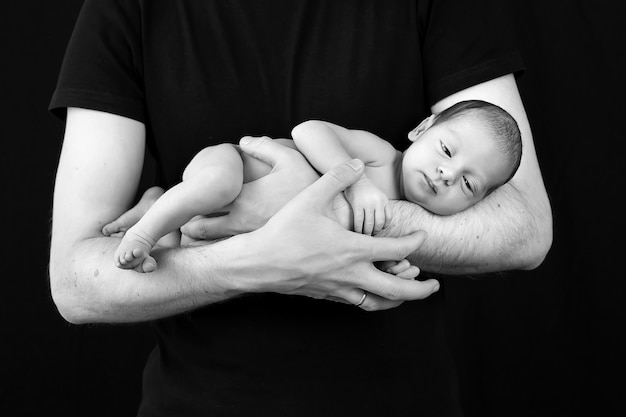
[50,1,523,416]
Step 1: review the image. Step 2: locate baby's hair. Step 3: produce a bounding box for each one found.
[433,100,522,193]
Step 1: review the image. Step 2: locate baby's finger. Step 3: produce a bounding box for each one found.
[374,207,386,235]
[353,208,364,234]
[384,205,392,230]
[363,209,375,236]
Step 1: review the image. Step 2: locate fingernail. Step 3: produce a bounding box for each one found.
[432,282,440,293]
[347,159,363,171]
[240,136,251,145]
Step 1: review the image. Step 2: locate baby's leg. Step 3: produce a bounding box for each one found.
[102,187,180,249]
[115,144,244,272]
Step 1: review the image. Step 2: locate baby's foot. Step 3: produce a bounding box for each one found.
[102,186,164,237]
[114,228,158,273]
[382,259,420,280]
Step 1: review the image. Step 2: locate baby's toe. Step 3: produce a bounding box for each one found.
[142,257,157,273]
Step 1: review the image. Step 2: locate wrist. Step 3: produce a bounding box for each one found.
[206,232,282,295]
[192,237,252,297]
[150,240,249,305]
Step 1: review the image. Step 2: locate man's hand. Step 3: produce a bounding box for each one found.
[181,136,319,240]
[235,152,440,311]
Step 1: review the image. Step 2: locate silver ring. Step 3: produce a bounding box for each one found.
[356,292,367,307]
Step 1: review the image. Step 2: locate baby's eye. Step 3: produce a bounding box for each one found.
[440,141,451,157]
[463,176,474,193]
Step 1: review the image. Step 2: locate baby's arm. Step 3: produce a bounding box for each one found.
[292,121,396,235]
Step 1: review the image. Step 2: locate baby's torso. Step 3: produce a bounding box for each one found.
[365,150,404,200]
[240,140,403,200]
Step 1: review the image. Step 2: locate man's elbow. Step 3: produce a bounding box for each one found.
[49,266,95,325]
[520,215,553,270]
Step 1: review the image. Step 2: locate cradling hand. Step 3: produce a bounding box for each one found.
[181,136,319,240]
[236,150,439,311]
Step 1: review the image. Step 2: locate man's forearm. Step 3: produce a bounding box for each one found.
[379,183,552,275]
[49,236,245,324]
[50,157,446,322]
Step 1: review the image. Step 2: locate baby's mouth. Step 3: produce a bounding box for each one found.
[424,173,437,194]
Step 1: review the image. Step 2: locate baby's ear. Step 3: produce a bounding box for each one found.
[408,114,436,141]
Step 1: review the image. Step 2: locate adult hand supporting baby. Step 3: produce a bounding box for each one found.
[228,155,440,310]
[181,136,320,240]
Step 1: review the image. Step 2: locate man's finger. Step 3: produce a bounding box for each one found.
[239,136,297,168]
[355,292,404,311]
[395,266,420,280]
[296,159,365,209]
[386,259,411,274]
[181,213,234,239]
[359,230,428,262]
[360,266,440,302]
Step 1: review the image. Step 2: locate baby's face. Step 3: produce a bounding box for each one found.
[401,117,511,215]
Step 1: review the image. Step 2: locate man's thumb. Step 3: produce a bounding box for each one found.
[304,159,364,205]
[239,136,290,167]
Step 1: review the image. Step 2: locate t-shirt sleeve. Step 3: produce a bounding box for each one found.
[419,0,525,106]
[49,0,145,122]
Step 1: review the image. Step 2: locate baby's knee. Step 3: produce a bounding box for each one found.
[188,147,243,202]
[183,144,241,180]
[210,168,243,203]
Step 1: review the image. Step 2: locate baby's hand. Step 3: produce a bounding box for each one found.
[344,176,390,235]
[376,259,420,280]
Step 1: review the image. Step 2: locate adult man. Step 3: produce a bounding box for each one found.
[49,1,551,415]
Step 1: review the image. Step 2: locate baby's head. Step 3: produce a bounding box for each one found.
[401,100,522,215]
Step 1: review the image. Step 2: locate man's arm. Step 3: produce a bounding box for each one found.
[49,109,440,324]
[378,74,553,274]
[49,108,241,323]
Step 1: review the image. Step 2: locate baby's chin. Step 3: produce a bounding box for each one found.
[427,200,477,216]
[407,194,462,216]
[429,207,457,216]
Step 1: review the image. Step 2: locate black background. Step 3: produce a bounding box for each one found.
[2,1,624,416]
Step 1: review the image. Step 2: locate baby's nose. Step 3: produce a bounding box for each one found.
[437,166,459,185]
